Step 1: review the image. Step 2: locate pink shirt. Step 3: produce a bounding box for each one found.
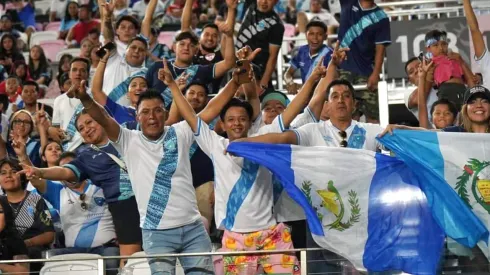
[433,55,463,86]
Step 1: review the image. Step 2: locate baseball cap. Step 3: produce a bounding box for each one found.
[463,85,490,104]
[261,91,289,110]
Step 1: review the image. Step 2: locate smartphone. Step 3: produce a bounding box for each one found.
[96,42,116,59]
[236,59,251,84]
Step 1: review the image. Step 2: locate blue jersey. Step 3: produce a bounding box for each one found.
[146,60,215,109]
[338,0,391,76]
[105,97,136,125]
[146,43,175,69]
[290,45,333,83]
[63,143,133,203]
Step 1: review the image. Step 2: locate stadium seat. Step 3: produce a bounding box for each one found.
[45,21,61,31]
[56,48,81,61]
[158,31,175,48]
[124,251,185,275]
[41,253,100,275]
[30,31,59,48]
[284,23,296,37]
[39,40,66,62]
[35,0,52,15]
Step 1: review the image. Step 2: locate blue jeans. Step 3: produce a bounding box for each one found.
[142,219,213,275]
[48,245,120,275]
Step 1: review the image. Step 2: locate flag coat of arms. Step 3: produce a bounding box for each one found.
[379,130,490,258]
[226,142,488,274]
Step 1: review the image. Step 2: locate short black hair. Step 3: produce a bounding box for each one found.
[150,27,159,36]
[306,20,327,33]
[115,15,140,32]
[202,23,219,32]
[404,57,419,75]
[23,80,39,92]
[128,35,149,49]
[58,151,77,166]
[219,98,253,121]
[183,82,210,95]
[325,79,355,99]
[0,158,28,190]
[175,31,199,45]
[79,4,91,11]
[70,57,90,71]
[0,94,8,113]
[430,98,458,118]
[6,75,20,83]
[136,89,166,110]
[89,28,100,36]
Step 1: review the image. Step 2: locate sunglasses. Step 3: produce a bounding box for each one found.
[79,193,87,211]
[339,131,347,148]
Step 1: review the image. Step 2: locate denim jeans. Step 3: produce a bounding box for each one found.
[142,219,214,275]
[48,245,120,275]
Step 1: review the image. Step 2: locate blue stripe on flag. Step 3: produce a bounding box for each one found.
[364,153,445,274]
[378,130,489,247]
[227,142,324,236]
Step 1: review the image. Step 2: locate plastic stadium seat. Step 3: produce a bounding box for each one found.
[35,0,52,15]
[30,31,58,48]
[158,31,175,48]
[45,21,61,31]
[39,40,66,62]
[41,253,100,275]
[56,48,81,61]
[284,23,296,37]
[124,251,185,275]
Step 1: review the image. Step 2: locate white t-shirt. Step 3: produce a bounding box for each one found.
[475,48,490,90]
[248,107,318,136]
[50,0,68,20]
[305,10,339,26]
[42,180,116,248]
[292,120,383,150]
[403,87,438,122]
[116,39,127,57]
[194,118,276,232]
[103,53,144,107]
[114,122,201,230]
[131,0,166,19]
[52,93,83,152]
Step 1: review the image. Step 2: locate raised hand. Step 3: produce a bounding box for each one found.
[158,59,176,86]
[17,163,42,180]
[232,66,255,86]
[100,48,111,63]
[35,104,49,129]
[176,72,189,91]
[216,21,233,36]
[310,56,327,82]
[10,129,27,157]
[226,0,238,9]
[331,43,349,67]
[102,0,115,18]
[419,57,434,75]
[236,46,262,62]
[66,80,89,99]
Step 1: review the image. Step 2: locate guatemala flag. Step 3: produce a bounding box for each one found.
[226,142,488,274]
[379,130,490,258]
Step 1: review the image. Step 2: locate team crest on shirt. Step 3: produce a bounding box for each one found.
[299,62,305,67]
[257,20,266,31]
[205,53,215,61]
[164,138,176,150]
[94,197,105,206]
[456,159,490,213]
[322,135,333,143]
[352,6,359,12]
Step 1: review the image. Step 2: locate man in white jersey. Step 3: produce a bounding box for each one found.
[464,0,490,89]
[47,58,89,152]
[161,57,323,274]
[27,152,119,275]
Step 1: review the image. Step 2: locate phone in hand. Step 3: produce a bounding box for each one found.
[236,59,251,85]
[96,42,116,59]
[418,51,432,62]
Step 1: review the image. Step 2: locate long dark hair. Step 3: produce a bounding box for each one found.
[0,34,18,55]
[28,45,50,75]
[57,54,73,83]
[64,1,79,21]
[40,140,64,168]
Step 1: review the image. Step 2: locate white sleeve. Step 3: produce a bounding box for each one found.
[114,127,134,157]
[194,117,222,157]
[327,13,339,26]
[247,113,264,136]
[51,96,61,126]
[254,116,282,136]
[475,48,490,89]
[171,121,196,149]
[290,107,319,129]
[291,123,317,146]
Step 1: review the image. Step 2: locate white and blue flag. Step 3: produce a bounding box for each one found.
[380,130,490,258]
[226,142,488,274]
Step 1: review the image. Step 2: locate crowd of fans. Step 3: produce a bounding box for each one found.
[0,0,486,273]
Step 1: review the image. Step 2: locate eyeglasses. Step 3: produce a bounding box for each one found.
[79,193,87,211]
[339,131,347,148]
[12,119,31,126]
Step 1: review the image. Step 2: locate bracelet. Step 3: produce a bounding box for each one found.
[83,100,95,110]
